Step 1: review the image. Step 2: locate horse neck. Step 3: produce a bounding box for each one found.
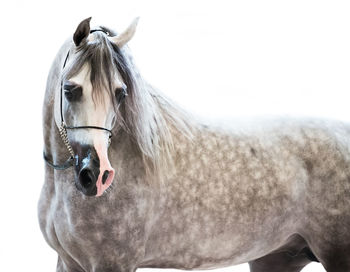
[130,84,197,178]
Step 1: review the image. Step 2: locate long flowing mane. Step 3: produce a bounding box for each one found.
[63,26,194,173]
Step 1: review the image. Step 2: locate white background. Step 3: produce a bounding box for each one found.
[1,0,350,271]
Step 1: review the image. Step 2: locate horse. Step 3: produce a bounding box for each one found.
[39,17,350,272]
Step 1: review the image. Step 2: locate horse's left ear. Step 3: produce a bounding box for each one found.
[73,17,91,46]
[109,17,139,47]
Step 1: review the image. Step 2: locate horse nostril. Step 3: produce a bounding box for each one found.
[102,170,109,185]
[79,168,95,189]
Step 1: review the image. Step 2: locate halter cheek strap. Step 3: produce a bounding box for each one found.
[44,29,121,170]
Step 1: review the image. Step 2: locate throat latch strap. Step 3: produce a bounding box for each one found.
[43,152,74,170]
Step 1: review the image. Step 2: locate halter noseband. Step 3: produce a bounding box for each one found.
[44,29,120,170]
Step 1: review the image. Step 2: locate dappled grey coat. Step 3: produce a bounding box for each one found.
[39,18,350,272]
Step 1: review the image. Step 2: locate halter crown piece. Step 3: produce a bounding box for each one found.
[44,29,117,170]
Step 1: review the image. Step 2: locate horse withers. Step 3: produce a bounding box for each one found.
[39,17,350,272]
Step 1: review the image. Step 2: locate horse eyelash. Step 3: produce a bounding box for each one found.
[64,86,83,102]
[115,87,127,103]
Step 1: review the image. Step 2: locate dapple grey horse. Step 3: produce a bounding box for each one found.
[39,17,350,272]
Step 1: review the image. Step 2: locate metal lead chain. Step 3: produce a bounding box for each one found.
[59,122,75,158]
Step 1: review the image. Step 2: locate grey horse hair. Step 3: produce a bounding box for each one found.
[40,19,350,272]
[63,26,193,175]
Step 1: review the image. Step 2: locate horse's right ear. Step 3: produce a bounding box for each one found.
[73,17,91,46]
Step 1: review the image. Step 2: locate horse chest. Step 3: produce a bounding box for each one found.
[40,180,153,270]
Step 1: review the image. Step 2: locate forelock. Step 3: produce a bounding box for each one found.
[64,27,135,108]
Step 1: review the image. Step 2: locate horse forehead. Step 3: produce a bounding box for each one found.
[68,62,125,92]
[69,64,93,93]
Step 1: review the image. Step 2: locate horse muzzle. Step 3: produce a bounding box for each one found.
[73,143,115,197]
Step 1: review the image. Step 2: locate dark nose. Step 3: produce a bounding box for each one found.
[79,167,98,195]
[72,143,100,196]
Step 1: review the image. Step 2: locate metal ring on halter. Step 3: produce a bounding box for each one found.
[43,28,117,170]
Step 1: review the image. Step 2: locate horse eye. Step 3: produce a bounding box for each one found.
[64,85,82,102]
[115,87,127,103]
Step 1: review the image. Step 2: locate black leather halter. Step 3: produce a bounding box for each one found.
[44,29,117,170]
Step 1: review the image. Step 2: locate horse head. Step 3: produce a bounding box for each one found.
[55,17,138,197]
